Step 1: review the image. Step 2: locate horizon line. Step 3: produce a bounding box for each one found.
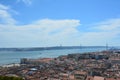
[0,45,119,49]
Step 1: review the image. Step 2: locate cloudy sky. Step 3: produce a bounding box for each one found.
[0,0,120,47]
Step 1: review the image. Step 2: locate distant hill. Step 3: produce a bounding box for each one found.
[0,46,106,51]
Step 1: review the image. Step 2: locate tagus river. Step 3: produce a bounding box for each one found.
[0,47,106,65]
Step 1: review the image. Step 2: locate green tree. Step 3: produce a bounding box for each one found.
[0,76,23,80]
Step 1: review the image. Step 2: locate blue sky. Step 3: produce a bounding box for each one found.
[0,0,120,47]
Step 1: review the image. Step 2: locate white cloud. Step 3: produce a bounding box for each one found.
[0,18,81,47]
[17,0,32,5]
[0,4,9,10]
[93,18,120,31]
[22,0,32,5]
[0,4,16,25]
[78,18,120,46]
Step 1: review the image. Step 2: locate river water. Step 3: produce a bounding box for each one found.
[0,47,106,65]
